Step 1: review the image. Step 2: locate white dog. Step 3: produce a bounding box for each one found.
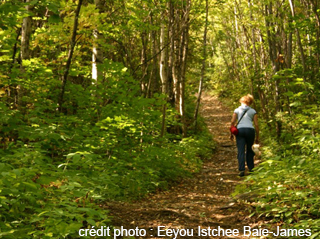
[252,144,261,160]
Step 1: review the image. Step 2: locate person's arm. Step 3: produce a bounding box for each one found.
[231,113,237,127]
[253,114,259,143]
[230,113,237,140]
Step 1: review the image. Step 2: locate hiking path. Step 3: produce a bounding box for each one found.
[105,93,261,239]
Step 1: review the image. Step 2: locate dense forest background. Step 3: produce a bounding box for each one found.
[0,0,319,238]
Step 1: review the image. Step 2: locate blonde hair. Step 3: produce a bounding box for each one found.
[240,94,254,105]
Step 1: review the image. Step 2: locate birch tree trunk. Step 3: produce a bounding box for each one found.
[194,0,208,133]
[146,15,158,98]
[179,0,191,138]
[172,16,180,114]
[168,0,175,104]
[160,20,168,137]
[21,1,32,61]
[92,0,105,82]
[160,23,168,95]
[140,31,148,94]
[179,27,187,138]
[19,0,33,109]
[92,30,104,81]
[160,4,168,137]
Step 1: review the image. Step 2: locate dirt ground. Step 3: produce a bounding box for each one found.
[105,93,263,239]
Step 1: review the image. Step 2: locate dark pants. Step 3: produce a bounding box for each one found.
[236,128,255,172]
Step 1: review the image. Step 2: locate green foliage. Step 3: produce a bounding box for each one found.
[208,0,320,236]
[237,142,320,237]
[232,85,320,237]
[0,0,217,237]
[0,56,213,238]
[0,162,110,238]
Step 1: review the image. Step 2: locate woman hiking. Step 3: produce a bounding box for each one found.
[230,94,259,177]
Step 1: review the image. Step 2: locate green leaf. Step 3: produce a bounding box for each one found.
[311,232,320,239]
[48,14,61,24]
[86,218,96,226]
[22,182,39,190]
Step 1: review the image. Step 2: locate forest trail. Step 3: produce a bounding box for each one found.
[106,93,259,239]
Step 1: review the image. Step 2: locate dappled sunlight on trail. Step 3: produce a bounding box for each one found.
[105,93,259,239]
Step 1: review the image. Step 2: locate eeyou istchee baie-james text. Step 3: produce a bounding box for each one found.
[79,225,312,238]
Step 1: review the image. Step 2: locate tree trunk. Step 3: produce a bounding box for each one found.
[8,28,21,102]
[140,31,148,95]
[249,0,256,102]
[288,0,307,82]
[179,28,188,138]
[160,2,171,137]
[179,0,191,138]
[19,0,33,109]
[172,21,180,114]
[265,3,282,138]
[194,0,208,133]
[160,23,168,95]
[11,28,21,68]
[287,31,293,69]
[308,0,320,69]
[232,2,240,82]
[21,1,32,61]
[168,0,175,105]
[92,30,104,81]
[92,0,105,82]
[160,20,168,137]
[146,15,159,98]
[58,0,83,112]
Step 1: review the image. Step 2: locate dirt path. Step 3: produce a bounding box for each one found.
[105,93,259,239]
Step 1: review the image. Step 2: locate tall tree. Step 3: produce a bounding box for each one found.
[288,0,307,82]
[58,0,83,111]
[194,0,208,133]
[92,0,105,82]
[160,9,169,137]
[179,0,191,138]
[18,0,34,108]
[21,0,33,61]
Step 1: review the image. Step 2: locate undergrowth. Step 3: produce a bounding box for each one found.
[0,61,215,238]
[0,101,214,238]
[232,98,320,239]
[212,76,320,238]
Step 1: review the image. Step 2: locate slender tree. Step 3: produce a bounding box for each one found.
[21,0,33,61]
[179,0,191,138]
[288,0,307,82]
[92,0,105,82]
[194,0,208,133]
[58,0,83,111]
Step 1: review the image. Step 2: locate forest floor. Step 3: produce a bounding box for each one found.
[105,93,264,239]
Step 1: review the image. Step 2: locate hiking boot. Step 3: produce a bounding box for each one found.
[239,171,245,177]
